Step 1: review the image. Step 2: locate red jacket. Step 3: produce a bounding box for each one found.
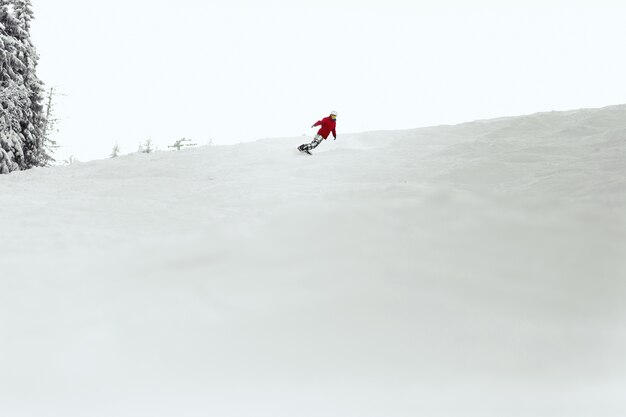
[313,117,337,139]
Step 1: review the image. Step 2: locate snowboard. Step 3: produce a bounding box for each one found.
[297,146,312,155]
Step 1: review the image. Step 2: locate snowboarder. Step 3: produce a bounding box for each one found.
[298,111,337,154]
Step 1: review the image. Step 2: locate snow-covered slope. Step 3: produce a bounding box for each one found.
[1,105,625,417]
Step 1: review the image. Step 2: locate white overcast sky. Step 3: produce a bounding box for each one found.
[30,0,626,161]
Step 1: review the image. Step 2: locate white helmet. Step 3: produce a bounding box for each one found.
[330,111,338,117]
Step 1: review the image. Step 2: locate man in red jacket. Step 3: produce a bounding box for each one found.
[298,111,337,154]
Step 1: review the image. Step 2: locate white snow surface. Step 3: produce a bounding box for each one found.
[1,105,626,417]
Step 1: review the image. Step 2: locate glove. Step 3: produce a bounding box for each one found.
[333,136,337,140]
[311,125,316,128]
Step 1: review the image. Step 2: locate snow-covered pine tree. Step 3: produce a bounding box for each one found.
[0,0,46,173]
[41,87,59,166]
[63,154,78,165]
[142,138,153,154]
[0,81,28,173]
[110,143,120,158]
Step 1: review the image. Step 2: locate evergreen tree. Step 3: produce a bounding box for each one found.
[63,154,78,165]
[0,0,46,173]
[41,87,59,166]
[110,143,120,158]
[0,82,27,173]
[142,138,153,154]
